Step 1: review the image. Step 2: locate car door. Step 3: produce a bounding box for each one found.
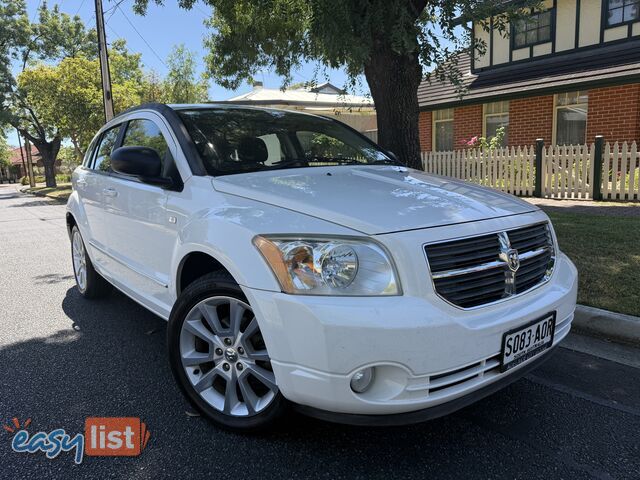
[76,124,123,273]
[100,114,181,314]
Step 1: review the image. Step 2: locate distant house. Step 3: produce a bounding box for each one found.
[220,82,378,138]
[7,145,41,178]
[5,145,63,179]
[418,0,640,151]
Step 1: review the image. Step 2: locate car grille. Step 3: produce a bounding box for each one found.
[425,223,555,308]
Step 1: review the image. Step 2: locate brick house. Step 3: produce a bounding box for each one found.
[7,145,41,178]
[417,0,640,151]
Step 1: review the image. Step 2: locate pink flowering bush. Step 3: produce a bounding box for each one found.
[459,127,506,151]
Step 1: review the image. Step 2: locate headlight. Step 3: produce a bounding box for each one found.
[253,236,400,296]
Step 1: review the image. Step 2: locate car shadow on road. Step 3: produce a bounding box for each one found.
[6,199,62,208]
[0,287,635,479]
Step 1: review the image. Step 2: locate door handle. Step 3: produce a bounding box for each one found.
[102,188,118,198]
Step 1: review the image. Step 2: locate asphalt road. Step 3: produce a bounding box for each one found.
[1,183,639,480]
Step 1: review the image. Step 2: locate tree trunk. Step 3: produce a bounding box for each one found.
[364,44,423,170]
[28,136,61,188]
[43,160,56,187]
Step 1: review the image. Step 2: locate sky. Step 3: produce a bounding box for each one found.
[8,0,362,146]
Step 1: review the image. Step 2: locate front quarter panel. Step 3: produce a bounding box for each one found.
[168,177,359,300]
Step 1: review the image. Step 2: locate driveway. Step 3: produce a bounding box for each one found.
[1,183,639,479]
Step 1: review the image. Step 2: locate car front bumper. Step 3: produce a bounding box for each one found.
[242,252,577,418]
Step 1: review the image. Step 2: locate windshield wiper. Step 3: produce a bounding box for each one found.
[370,159,402,165]
[307,157,363,165]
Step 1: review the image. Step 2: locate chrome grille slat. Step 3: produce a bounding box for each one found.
[434,264,514,284]
[437,275,506,294]
[428,250,499,270]
[509,235,549,252]
[425,223,555,308]
[428,239,498,257]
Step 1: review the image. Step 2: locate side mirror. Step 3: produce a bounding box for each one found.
[111,147,172,187]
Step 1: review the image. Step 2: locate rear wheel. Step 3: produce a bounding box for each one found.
[71,226,111,299]
[167,272,287,431]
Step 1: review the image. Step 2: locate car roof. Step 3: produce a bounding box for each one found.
[117,102,327,120]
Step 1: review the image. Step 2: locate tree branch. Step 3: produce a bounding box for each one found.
[409,0,428,19]
[25,106,46,140]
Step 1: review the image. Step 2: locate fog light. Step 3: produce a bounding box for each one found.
[350,367,375,393]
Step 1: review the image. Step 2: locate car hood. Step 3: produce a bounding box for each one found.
[212,166,538,235]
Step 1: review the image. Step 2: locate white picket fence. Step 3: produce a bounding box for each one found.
[602,142,640,201]
[422,141,640,201]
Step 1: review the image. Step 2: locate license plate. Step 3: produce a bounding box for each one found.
[501,313,556,372]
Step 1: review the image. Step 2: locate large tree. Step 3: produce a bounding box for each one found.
[19,40,144,161]
[164,44,209,103]
[0,1,97,187]
[134,0,535,169]
[140,45,209,104]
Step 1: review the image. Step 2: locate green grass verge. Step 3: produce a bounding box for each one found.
[547,210,640,317]
[25,183,72,201]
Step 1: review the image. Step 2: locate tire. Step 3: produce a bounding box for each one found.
[167,271,287,431]
[70,226,112,299]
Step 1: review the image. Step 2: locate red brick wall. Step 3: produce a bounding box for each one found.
[453,105,483,149]
[419,84,640,152]
[508,96,554,147]
[418,111,432,151]
[586,84,640,143]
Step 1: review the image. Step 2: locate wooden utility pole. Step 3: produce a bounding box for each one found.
[95,0,114,121]
[16,128,27,180]
[24,137,35,188]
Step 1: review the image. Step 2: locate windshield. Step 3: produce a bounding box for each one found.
[176,108,396,176]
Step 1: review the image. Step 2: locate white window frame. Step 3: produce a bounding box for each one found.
[552,91,588,146]
[432,108,454,152]
[482,101,510,140]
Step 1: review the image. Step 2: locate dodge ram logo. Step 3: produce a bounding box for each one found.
[506,249,520,272]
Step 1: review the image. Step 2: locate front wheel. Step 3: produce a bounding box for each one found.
[167,272,287,431]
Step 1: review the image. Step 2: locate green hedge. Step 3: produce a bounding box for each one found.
[20,174,71,185]
[56,174,71,183]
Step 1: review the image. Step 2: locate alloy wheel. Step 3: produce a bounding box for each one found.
[72,230,87,291]
[179,296,278,417]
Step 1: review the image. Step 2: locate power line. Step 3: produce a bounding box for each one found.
[105,23,125,45]
[194,4,211,19]
[32,0,43,22]
[115,3,168,68]
[74,0,88,16]
[104,0,129,17]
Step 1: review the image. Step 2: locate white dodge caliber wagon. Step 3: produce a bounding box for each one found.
[66,103,577,430]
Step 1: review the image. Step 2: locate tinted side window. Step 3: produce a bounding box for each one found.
[122,119,170,170]
[94,126,121,172]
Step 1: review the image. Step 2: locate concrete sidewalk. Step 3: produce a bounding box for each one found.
[573,304,640,346]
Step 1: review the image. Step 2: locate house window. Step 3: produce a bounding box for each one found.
[483,101,509,145]
[606,0,640,26]
[555,91,588,146]
[433,108,454,151]
[513,10,553,49]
